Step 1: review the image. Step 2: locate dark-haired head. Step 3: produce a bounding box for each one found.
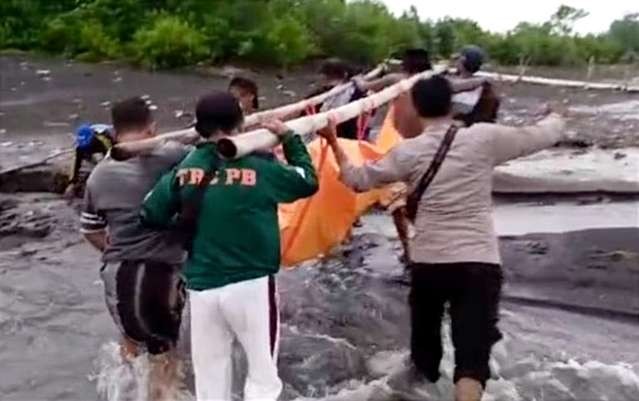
[319,58,352,84]
[457,45,485,75]
[195,91,244,139]
[229,77,259,113]
[402,48,432,75]
[111,97,154,137]
[410,76,453,118]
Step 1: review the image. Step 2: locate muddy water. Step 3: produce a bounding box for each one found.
[3,194,638,401]
[2,54,639,401]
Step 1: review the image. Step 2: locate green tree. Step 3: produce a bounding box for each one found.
[547,4,589,35]
[449,19,487,48]
[0,0,636,69]
[609,14,639,53]
[434,19,456,58]
[386,10,422,54]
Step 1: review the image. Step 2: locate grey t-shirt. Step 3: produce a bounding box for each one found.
[81,142,190,264]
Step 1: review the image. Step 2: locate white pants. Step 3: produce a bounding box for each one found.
[189,276,282,401]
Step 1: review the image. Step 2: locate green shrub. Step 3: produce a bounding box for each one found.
[0,0,636,68]
[40,16,74,54]
[131,15,209,69]
[264,16,316,67]
[0,24,7,49]
[83,0,152,43]
[40,13,119,61]
[76,24,121,61]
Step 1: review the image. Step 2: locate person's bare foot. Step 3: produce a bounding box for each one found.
[119,337,138,362]
[148,352,181,401]
[63,184,77,203]
[455,377,483,401]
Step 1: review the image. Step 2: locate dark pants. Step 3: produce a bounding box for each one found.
[101,261,186,354]
[409,262,503,387]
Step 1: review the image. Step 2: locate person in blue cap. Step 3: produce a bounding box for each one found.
[451,45,500,126]
[455,45,485,78]
[64,123,115,198]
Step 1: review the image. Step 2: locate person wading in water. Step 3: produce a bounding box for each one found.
[318,75,567,401]
[81,97,193,401]
[141,92,318,401]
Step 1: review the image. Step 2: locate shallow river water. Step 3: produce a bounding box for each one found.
[1,54,638,401]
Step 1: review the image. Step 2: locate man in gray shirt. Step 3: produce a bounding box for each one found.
[81,97,190,401]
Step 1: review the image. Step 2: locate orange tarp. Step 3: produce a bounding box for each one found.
[374,106,402,150]
[279,107,403,267]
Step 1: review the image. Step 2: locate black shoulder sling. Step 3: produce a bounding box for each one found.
[175,152,221,253]
[405,124,459,222]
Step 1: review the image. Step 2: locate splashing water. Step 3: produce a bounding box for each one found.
[293,323,639,401]
[89,326,639,401]
[90,342,194,401]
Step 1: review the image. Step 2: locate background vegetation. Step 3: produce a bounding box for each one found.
[0,0,637,68]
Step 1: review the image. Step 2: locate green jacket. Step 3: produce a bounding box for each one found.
[141,132,318,290]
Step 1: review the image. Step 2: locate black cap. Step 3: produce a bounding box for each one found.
[460,45,485,74]
[402,48,432,74]
[195,92,243,138]
[319,58,352,80]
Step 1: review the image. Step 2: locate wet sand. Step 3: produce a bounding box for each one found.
[1,54,638,158]
[0,54,315,138]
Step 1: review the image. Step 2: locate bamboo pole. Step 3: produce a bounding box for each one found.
[217,66,446,159]
[244,63,386,126]
[105,63,639,161]
[112,63,389,158]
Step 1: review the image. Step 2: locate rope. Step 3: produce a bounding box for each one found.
[356,111,371,141]
[282,143,329,260]
[281,108,329,260]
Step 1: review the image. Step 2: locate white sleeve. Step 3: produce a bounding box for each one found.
[340,142,418,192]
[491,114,566,166]
[80,188,107,234]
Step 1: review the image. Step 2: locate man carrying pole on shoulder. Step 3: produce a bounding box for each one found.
[141,91,319,401]
[318,75,567,401]
[81,97,193,401]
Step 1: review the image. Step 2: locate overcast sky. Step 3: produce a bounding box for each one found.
[380,0,637,34]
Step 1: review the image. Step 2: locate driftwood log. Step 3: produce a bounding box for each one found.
[0,149,73,177]
[477,71,639,92]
